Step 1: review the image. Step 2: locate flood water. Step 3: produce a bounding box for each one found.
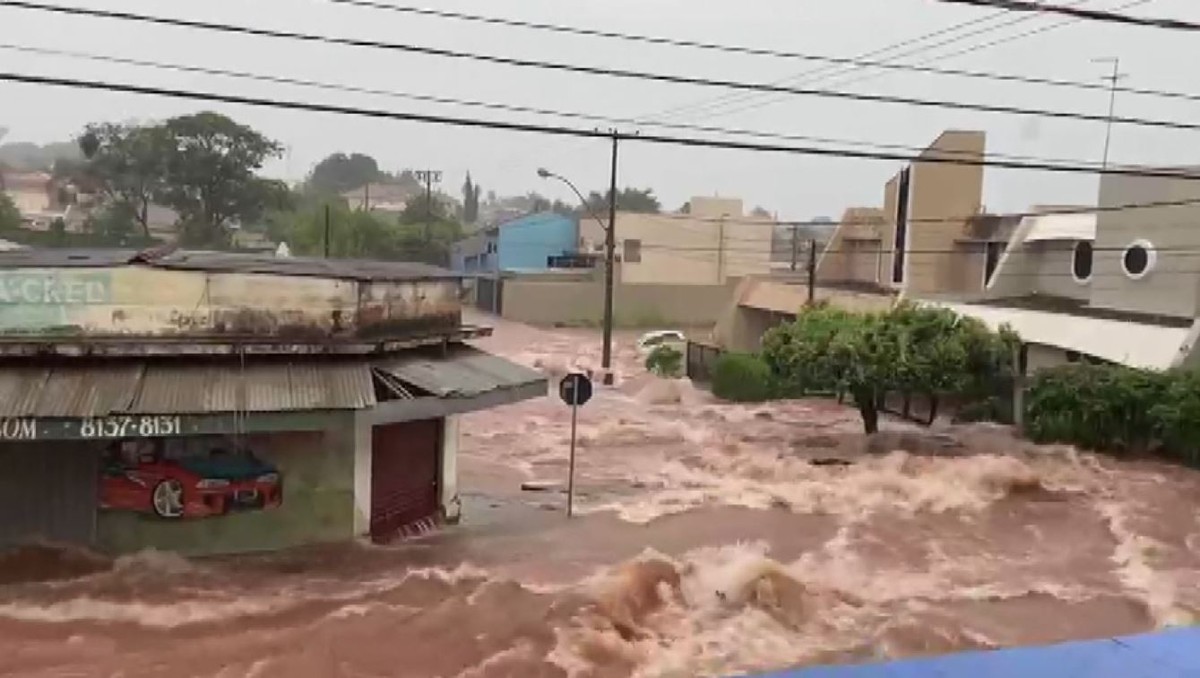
[1,315,1199,677]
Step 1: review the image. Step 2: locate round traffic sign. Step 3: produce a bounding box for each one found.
[559,373,594,407]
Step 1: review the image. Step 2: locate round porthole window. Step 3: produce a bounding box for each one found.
[1072,241,1093,283]
[1122,240,1156,280]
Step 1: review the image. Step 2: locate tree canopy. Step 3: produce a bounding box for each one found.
[762,303,1019,433]
[308,153,384,195]
[0,193,20,232]
[584,187,662,215]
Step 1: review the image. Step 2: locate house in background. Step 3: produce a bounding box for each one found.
[931,169,1200,371]
[715,130,1005,352]
[0,170,53,215]
[342,182,422,215]
[451,211,578,274]
[578,196,776,286]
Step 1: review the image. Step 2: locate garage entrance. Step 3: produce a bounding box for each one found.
[0,443,99,548]
[370,419,440,542]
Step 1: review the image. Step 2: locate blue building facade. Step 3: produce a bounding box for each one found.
[452,212,578,274]
[496,212,578,271]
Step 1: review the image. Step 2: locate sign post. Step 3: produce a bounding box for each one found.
[558,372,594,517]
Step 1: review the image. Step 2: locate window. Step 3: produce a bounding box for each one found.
[1121,239,1156,280]
[1072,241,1093,283]
[984,241,1003,287]
[624,239,642,263]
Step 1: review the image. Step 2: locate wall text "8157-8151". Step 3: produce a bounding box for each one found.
[80,416,183,439]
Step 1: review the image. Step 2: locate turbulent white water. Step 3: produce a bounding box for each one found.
[1,315,1198,677]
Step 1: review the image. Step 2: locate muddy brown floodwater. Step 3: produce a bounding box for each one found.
[1,314,1199,678]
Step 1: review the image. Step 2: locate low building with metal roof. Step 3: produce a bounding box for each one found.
[0,248,547,556]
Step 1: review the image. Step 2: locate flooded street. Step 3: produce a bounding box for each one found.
[2,315,1199,678]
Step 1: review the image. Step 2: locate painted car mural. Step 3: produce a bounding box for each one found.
[101,440,283,520]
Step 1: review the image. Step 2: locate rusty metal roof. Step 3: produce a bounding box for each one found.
[0,360,376,418]
[0,249,461,283]
[375,347,546,399]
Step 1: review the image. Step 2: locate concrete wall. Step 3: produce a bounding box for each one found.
[96,415,358,556]
[905,131,986,296]
[1090,171,1200,319]
[500,271,738,326]
[496,213,578,271]
[816,207,884,284]
[0,265,462,339]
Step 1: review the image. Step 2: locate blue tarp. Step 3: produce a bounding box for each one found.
[747,627,1200,677]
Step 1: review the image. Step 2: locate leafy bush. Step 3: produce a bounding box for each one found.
[645,345,683,378]
[711,353,773,403]
[1026,363,1200,465]
[761,302,1019,433]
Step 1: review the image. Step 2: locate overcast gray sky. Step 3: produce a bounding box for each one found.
[2,0,1200,219]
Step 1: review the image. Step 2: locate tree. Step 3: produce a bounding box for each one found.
[679,201,691,214]
[156,112,283,247]
[79,122,169,238]
[763,303,1018,434]
[584,187,662,215]
[462,173,480,223]
[0,193,20,231]
[308,152,383,195]
[751,206,773,219]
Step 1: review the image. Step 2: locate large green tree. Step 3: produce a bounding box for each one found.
[156,112,283,246]
[308,152,383,195]
[763,303,1018,434]
[78,122,169,238]
[461,173,480,223]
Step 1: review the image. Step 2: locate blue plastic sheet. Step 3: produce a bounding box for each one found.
[746,627,1200,677]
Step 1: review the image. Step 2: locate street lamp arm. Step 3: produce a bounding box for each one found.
[539,169,609,233]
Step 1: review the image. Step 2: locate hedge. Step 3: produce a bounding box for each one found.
[1025,363,1200,465]
[711,353,774,403]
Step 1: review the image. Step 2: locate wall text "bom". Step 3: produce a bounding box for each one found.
[0,418,37,440]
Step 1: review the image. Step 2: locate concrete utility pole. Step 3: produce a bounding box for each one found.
[807,240,817,305]
[323,203,331,258]
[413,170,443,246]
[602,131,619,386]
[1093,57,1125,170]
[790,225,799,272]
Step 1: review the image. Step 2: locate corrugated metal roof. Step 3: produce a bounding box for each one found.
[925,301,1193,370]
[376,347,545,399]
[0,360,375,418]
[0,248,461,282]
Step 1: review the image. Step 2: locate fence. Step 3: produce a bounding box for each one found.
[686,340,724,384]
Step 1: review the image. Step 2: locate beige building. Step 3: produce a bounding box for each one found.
[1,171,53,215]
[931,169,1200,371]
[580,196,775,286]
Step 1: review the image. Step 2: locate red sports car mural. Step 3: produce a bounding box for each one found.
[100,440,283,520]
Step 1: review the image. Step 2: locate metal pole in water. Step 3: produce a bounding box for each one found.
[567,400,578,517]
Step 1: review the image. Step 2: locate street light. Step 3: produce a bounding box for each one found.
[537,156,618,385]
[537,167,608,233]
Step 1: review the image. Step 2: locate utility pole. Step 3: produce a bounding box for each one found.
[601,131,619,386]
[789,225,799,272]
[364,182,371,212]
[806,239,817,305]
[323,203,331,258]
[413,169,443,254]
[1094,57,1124,170]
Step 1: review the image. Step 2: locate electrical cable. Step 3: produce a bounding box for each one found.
[933,0,1200,31]
[1,1,1197,132]
[9,71,1200,179]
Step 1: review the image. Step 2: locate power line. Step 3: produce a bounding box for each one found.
[3,2,1199,133]
[696,0,1154,124]
[933,0,1200,30]
[322,0,1195,100]
[660,0,1097,124]
[6,71,1200,180]
[0,43,1109,170]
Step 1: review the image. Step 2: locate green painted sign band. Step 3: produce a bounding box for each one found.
[0,411,337,441]
[0,272,112,305]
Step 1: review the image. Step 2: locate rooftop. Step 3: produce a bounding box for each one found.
[0,248,461,283]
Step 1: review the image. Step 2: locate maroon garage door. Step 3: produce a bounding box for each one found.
[370,419,441,542]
